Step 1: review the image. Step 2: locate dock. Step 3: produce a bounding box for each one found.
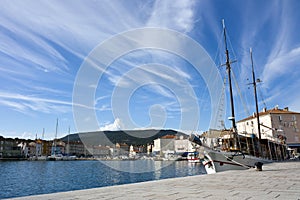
[11,161,300,200]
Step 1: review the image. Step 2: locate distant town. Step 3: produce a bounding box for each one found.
[1,106,300,161]
[0,129,201,161]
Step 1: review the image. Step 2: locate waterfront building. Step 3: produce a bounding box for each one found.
[24,140,44,158]
[147,143,153,155]
[92,145,111,158]
[237,106,300,155]
[115,143,129,156]
[66,140,86,157]
[174,135,196,153]
[50,139,65,155]
[0,136,23,158]
[27,141,37,157]
[129,145,136,158]
[35,139,43,156]
[42,140,52,156]
[152,135,176,156]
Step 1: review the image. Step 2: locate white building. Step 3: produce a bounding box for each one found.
[237,107,300,152]
[153,135,199,157]
[129,145,136,158]
[174,136,196,153]
[152,135,175,156]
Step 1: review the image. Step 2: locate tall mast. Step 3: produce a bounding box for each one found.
[55,118,58,140]
[250,48,262,140]
[53,118,58,155]
[67,126,70,155]
[222,20,237,132]
[42,128,45,140]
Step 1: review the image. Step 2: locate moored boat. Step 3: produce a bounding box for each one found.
[187,152,201,163]
[48,154,63,161]
[201,20,287,174]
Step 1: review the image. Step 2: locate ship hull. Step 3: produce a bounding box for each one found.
[202,149,272,174]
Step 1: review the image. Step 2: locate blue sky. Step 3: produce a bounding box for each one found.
[1,0,300,139]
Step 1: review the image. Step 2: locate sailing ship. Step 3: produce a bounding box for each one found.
[201,20,287,174]
[48,119,64,161]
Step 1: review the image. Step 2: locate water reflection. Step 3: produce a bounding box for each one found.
[102,159,175,173]
[0,160,205,199]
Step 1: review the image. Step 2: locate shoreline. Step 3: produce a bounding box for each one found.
[0,156,188,162]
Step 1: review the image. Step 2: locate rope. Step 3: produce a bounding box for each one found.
[231,70,251,116]
[257,86,267,109]
[207,30,227,129]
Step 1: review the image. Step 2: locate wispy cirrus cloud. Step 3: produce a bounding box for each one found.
[258,2,300,110]
[146,0,197,32]
[0,91,104,114]
[0,1,142,76]
[0,0,217,135]
[257,2,299,83]
[218,1,300,114]
[0,0,198,111]
[0,0,148,118]
[0,91,72,114]
[263,46,300,84]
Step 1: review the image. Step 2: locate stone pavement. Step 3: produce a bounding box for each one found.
[11,161,300,200]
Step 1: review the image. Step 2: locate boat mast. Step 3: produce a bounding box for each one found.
[54,118,58,155]
[250,48,262,140]
[42,128,45,140]
[222,20,237,132]
[67,126,70,155]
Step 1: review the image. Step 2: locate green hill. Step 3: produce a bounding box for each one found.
[60,129,187,146]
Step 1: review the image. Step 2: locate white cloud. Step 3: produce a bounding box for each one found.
[263,46,300,85]
[0,0,200,118]
[147,0,196,33]
[217,1,300,116]
[99,118,123,131]
[0,0,147,79]
[0,91,100,114]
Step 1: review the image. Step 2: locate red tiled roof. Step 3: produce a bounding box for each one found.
[237,107,300,122]
[161,135,176,139]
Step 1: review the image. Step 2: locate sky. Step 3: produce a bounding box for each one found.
[1,0,300,139]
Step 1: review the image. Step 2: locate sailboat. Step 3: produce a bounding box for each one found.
[48,119,63,161]
[62,126,76,160]
[201,20,287,174]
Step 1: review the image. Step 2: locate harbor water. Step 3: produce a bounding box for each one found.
[0,160,206,199]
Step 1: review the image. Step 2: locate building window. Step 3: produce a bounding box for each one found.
[278,115,282,122]
[292,115,296,121]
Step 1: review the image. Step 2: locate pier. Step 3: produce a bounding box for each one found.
[11,161,300,200]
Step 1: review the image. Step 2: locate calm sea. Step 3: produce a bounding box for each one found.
[0,160,206,199]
